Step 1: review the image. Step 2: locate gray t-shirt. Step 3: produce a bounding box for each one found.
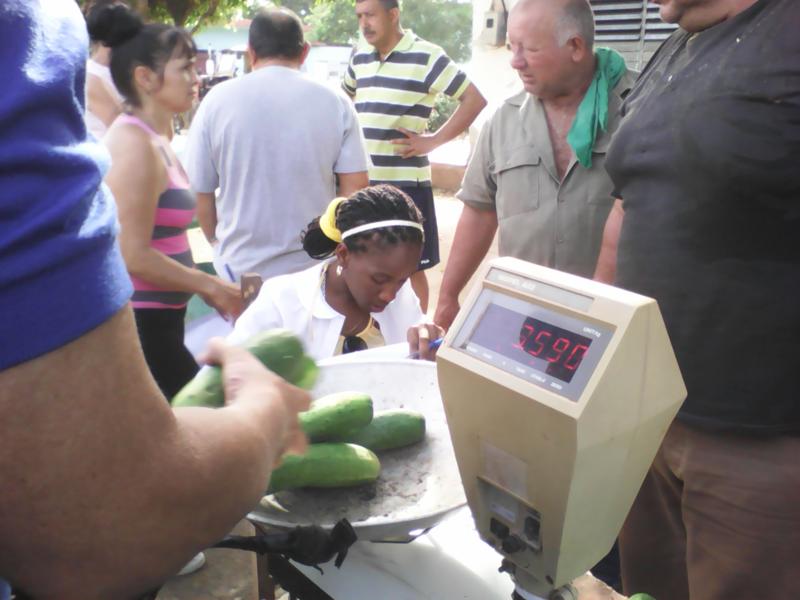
[185,66,368,280]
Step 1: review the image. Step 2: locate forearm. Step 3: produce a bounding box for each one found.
[593,199,624,284]
[336,171,369,197]
[439,203,497,301]
[124,244,214,296]
[431,84,487,147]
[196,192,218,244]
[0,307,292,599]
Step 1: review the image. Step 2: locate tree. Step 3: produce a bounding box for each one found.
[148,0,251,31]
[401,0,472,63]
[275,0,315,17]
[307,0,472,63]
[307,0,357,45]
[76,0,251,32]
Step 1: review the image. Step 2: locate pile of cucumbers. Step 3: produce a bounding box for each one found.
[170,328,426,493]
[268,391,427,493]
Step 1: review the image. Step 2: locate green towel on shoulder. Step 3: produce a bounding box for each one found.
[567,47,626,168]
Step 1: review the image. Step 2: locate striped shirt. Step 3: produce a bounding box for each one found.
[343,30,471,187]
[117,114,197,309]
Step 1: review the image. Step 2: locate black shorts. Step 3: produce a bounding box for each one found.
[398,184,439,271]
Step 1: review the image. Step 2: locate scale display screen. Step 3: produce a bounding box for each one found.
[452,285,614,401]
[470,304,592,384]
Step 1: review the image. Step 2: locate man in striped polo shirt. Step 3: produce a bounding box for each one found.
[343,0,486,311]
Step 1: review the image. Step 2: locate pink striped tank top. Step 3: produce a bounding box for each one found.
[118,114,197,309]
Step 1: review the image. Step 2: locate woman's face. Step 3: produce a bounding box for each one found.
[338,238,422,314]
[153,52,198,114]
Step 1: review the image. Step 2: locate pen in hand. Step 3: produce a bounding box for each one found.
[407,337,444,360]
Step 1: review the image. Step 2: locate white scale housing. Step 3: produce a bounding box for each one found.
[437,257,686,597]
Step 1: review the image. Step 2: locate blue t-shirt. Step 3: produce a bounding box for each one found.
[0,0,132,370]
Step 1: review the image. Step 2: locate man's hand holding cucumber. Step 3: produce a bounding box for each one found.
[201,337,311,467]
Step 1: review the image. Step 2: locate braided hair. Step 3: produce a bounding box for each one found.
[302,185,424,259]
[89,3,196,107]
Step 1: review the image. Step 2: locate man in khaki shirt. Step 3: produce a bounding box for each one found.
[434,0,635,330]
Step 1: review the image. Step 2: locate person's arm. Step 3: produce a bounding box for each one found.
[392,83,487,158]
[0,307,309,599]
[86,74,122,129]
[105,125,241,318]
[341,58,357,99]
[336,171,369,197]
[434,203,497,330]
[225,278,284,347]
[333,96,370,196]
[593,198,624,284]
[197,191,218,245]
[183,93,221,243]
[407,322,446,361]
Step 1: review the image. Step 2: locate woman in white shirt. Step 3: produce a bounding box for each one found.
[84,1,127,138]
[228,185,442,360]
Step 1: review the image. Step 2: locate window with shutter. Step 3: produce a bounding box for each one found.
[589,1,677,68]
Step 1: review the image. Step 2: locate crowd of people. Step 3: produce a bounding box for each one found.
[0,0,797,598]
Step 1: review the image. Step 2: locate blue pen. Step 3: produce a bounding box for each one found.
[408,336,444,360]
[224,264,235,283]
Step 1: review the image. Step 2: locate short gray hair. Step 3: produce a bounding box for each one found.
[555,0,595,48]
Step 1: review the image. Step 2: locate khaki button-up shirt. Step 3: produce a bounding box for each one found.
[457,70,636,278]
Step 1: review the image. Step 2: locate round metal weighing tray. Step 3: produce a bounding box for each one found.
[248,359,466,542]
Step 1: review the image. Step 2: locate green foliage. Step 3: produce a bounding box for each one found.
[275,0,315,17]
[76,0,251,31]
[307,0,358,45]
[428,94,459,132]
[244,0,314,18]
[147,0,251,31]
[401,0,472,63]
[308,0,472,63]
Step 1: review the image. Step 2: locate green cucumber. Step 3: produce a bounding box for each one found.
[267,443,380,493]
[292,356,319,391]
[171,329,318,408]
[344,409,426,451]
[299,391,373,442]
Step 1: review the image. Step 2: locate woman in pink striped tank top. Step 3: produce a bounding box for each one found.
[99,8,243,400]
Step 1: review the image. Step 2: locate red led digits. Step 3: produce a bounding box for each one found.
[545,337,571,363]
[563,344,589,371]
[514,323,536,350]
[527,330,551,357]
[469,304,595,384]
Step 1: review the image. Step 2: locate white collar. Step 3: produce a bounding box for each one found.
[295,260,340,320]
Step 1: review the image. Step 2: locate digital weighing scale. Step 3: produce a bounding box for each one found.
[437,257,686,599]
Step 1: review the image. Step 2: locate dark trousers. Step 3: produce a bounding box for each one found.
[133,307,198,401]
[398,184,440,271]
[619,419,800,600]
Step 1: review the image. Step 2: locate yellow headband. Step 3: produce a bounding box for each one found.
[319,196,346,243]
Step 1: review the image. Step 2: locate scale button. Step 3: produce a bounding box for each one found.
[524,516,541,541]
[490,518,510,540]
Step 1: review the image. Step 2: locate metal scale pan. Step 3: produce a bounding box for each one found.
[248,359,466,542]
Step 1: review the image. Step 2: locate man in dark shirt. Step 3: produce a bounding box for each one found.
[599,1,800,599]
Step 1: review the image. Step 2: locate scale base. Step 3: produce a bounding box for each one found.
[512,583,578,600]
[499,559,578,600]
